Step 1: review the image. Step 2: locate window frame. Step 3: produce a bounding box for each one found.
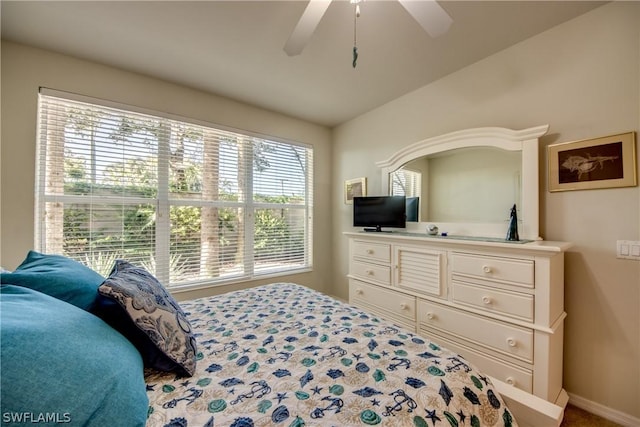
[35,88,313,290]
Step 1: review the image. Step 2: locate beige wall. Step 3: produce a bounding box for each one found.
[0,41,333,299]
[332,2,639,423]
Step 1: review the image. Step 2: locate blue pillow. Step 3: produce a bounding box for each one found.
[96,260,197,376]
[0,285,149,426]
[0,250,104,311]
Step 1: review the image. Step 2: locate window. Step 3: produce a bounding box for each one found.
[390,168,421,198]
[36,90,313,288]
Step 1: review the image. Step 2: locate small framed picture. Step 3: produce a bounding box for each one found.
[548,131,637,192]
[344,177,367,204]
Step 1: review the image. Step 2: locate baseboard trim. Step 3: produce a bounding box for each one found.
[568,392,640,427]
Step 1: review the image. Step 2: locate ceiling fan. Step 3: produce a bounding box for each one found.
[283,0,453,57]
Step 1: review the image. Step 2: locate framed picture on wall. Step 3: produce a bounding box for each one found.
[548,131,637,192]
[344,177,367,204]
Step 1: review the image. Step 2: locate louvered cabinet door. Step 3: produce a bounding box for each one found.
[394,245,446,298]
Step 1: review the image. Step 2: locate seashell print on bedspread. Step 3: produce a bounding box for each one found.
[145,283,517,426]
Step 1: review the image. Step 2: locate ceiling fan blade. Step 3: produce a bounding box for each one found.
[398,0,453,38]
[284,0,333,56]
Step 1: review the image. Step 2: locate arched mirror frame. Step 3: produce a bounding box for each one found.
[376,125,549,241]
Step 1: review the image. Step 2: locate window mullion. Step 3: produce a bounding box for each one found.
[242,137,254,277]
[156,122,171,284]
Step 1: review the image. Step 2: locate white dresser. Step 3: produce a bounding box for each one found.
[346,231,571,406]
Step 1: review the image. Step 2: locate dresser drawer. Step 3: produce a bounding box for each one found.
[418,300,533,363]
[351,260,391,285]
[451,281,534,322]
[352,240,391,264]
[350,280,416,325]
[424,330,533,393]
[451,252,534,288]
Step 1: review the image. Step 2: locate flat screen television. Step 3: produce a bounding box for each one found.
[353,196,406,232]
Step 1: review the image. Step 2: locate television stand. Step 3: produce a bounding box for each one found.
[363,226,393,232]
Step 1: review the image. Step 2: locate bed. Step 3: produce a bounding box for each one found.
[144,282,517,426]
[1,252,519,426]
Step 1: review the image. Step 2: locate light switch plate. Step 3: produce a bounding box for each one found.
[617,240,640,260]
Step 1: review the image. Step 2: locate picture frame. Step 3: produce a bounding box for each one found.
[548,131,637,192]
[344,177,367,204]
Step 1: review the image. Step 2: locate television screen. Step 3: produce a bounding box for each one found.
[406,197,420,222]
[353,196,406,232]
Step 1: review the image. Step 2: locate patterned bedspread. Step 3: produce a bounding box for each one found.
[145,283,517,427]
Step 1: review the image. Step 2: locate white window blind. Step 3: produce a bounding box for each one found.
[35,90,313,288]
[391,168,421,197]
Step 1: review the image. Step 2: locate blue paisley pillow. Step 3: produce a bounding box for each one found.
[95,260,197,376]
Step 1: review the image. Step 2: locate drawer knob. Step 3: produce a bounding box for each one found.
[426,312,435,320]
[399,303,408,311]
[366,249,374,255]
[506,377,516,386]
[365,269,374,276]
[506,338,517,348]
[355,288,363,295]
[482,265,492,274]
[482,296,492,305]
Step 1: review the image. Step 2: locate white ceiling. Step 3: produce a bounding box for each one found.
[1,1,605,127]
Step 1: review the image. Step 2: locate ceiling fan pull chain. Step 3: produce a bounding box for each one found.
[352,2,360,68]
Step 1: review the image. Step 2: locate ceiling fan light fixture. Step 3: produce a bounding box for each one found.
[284,0,452,62]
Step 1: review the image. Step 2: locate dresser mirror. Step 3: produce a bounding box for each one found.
[376,125,548,240]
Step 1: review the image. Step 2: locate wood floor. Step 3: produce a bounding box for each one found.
[560,404,622,427]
